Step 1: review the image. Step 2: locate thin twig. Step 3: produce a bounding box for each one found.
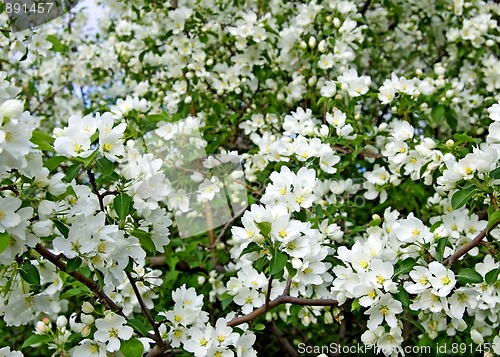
[209,205,247,248]
[125,271,165,348]
[0,185,20,196]
[87,168,105,211]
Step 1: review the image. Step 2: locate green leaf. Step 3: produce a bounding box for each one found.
[114,194,132,220]
[53,220,69,238]
[457,268,483,284]
[95,157,115,176]
[80,149,99,169]
[64,164,81,182]
[46,35,67,53]
[393,257,417,278]
[489,167,500,180]
[485,267,500,285]
[254,256,268,273]
[132,229,155,253]
[239,242,261,257]
[66,257,82,273]
[396,286,410,308]
[351,298,361,311]
[453,133,478,144]
[254,323,266,331]
[451,187,478,210]
[128,318,149,337]
[431,104,445,123]
[436,237,448,262]
[30,130,55,152]
[487,210,500,233]
[20,262,40,286]
[60,287,89,300]
[0,231,10,254]
[221,295,233,309]
[120,338,144,357]
[269,251,288,276]
[446,110,458,131]
[44,155,67,172]
[286,261,297,279]
[21,334,51,348]
[255,221,272,236]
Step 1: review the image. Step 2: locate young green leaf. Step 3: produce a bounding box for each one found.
[485,267,500,285]
[120,338,144,357]
[255,221,272,236]
[20,261,41,286]
[351,298,361,311]
[96,157,115,176]
[132,229,156,253]
[431,104,445,123]
[127,319,149,337]
[393,257,417,277]
[487,210,500,233]
[0,231,10,254]
[457,268,483,284]
[114,194,132,220]
[43,155,67,172]
[21,334,51,348]
[66,257,82,273]
[239,242,261,257]
[451,187,478,210]
[489,167,500,180]
[269,251,288,276]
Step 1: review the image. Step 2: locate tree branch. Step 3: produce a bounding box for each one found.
[443,219,500,266]
[270,321,297,356]
[360,0,371,16]
[227,295,337,327]
[331,145,383,159]
[34,243,125,317]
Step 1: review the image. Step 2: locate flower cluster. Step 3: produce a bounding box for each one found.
[3,0,500,356]
[162,285,257,357]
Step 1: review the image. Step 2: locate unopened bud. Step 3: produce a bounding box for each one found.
[81,314,94,325]
[318,40,327,53]
[56,316,68,329]
[308,36,316,48]
[81,325,92,338]
[35,321,49,334]
[446,139,454,147]
[81,302,94,314]
[0,99,24,121]
[324,311,334,324]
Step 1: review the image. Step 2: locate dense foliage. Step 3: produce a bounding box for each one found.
[1,0,500,356]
